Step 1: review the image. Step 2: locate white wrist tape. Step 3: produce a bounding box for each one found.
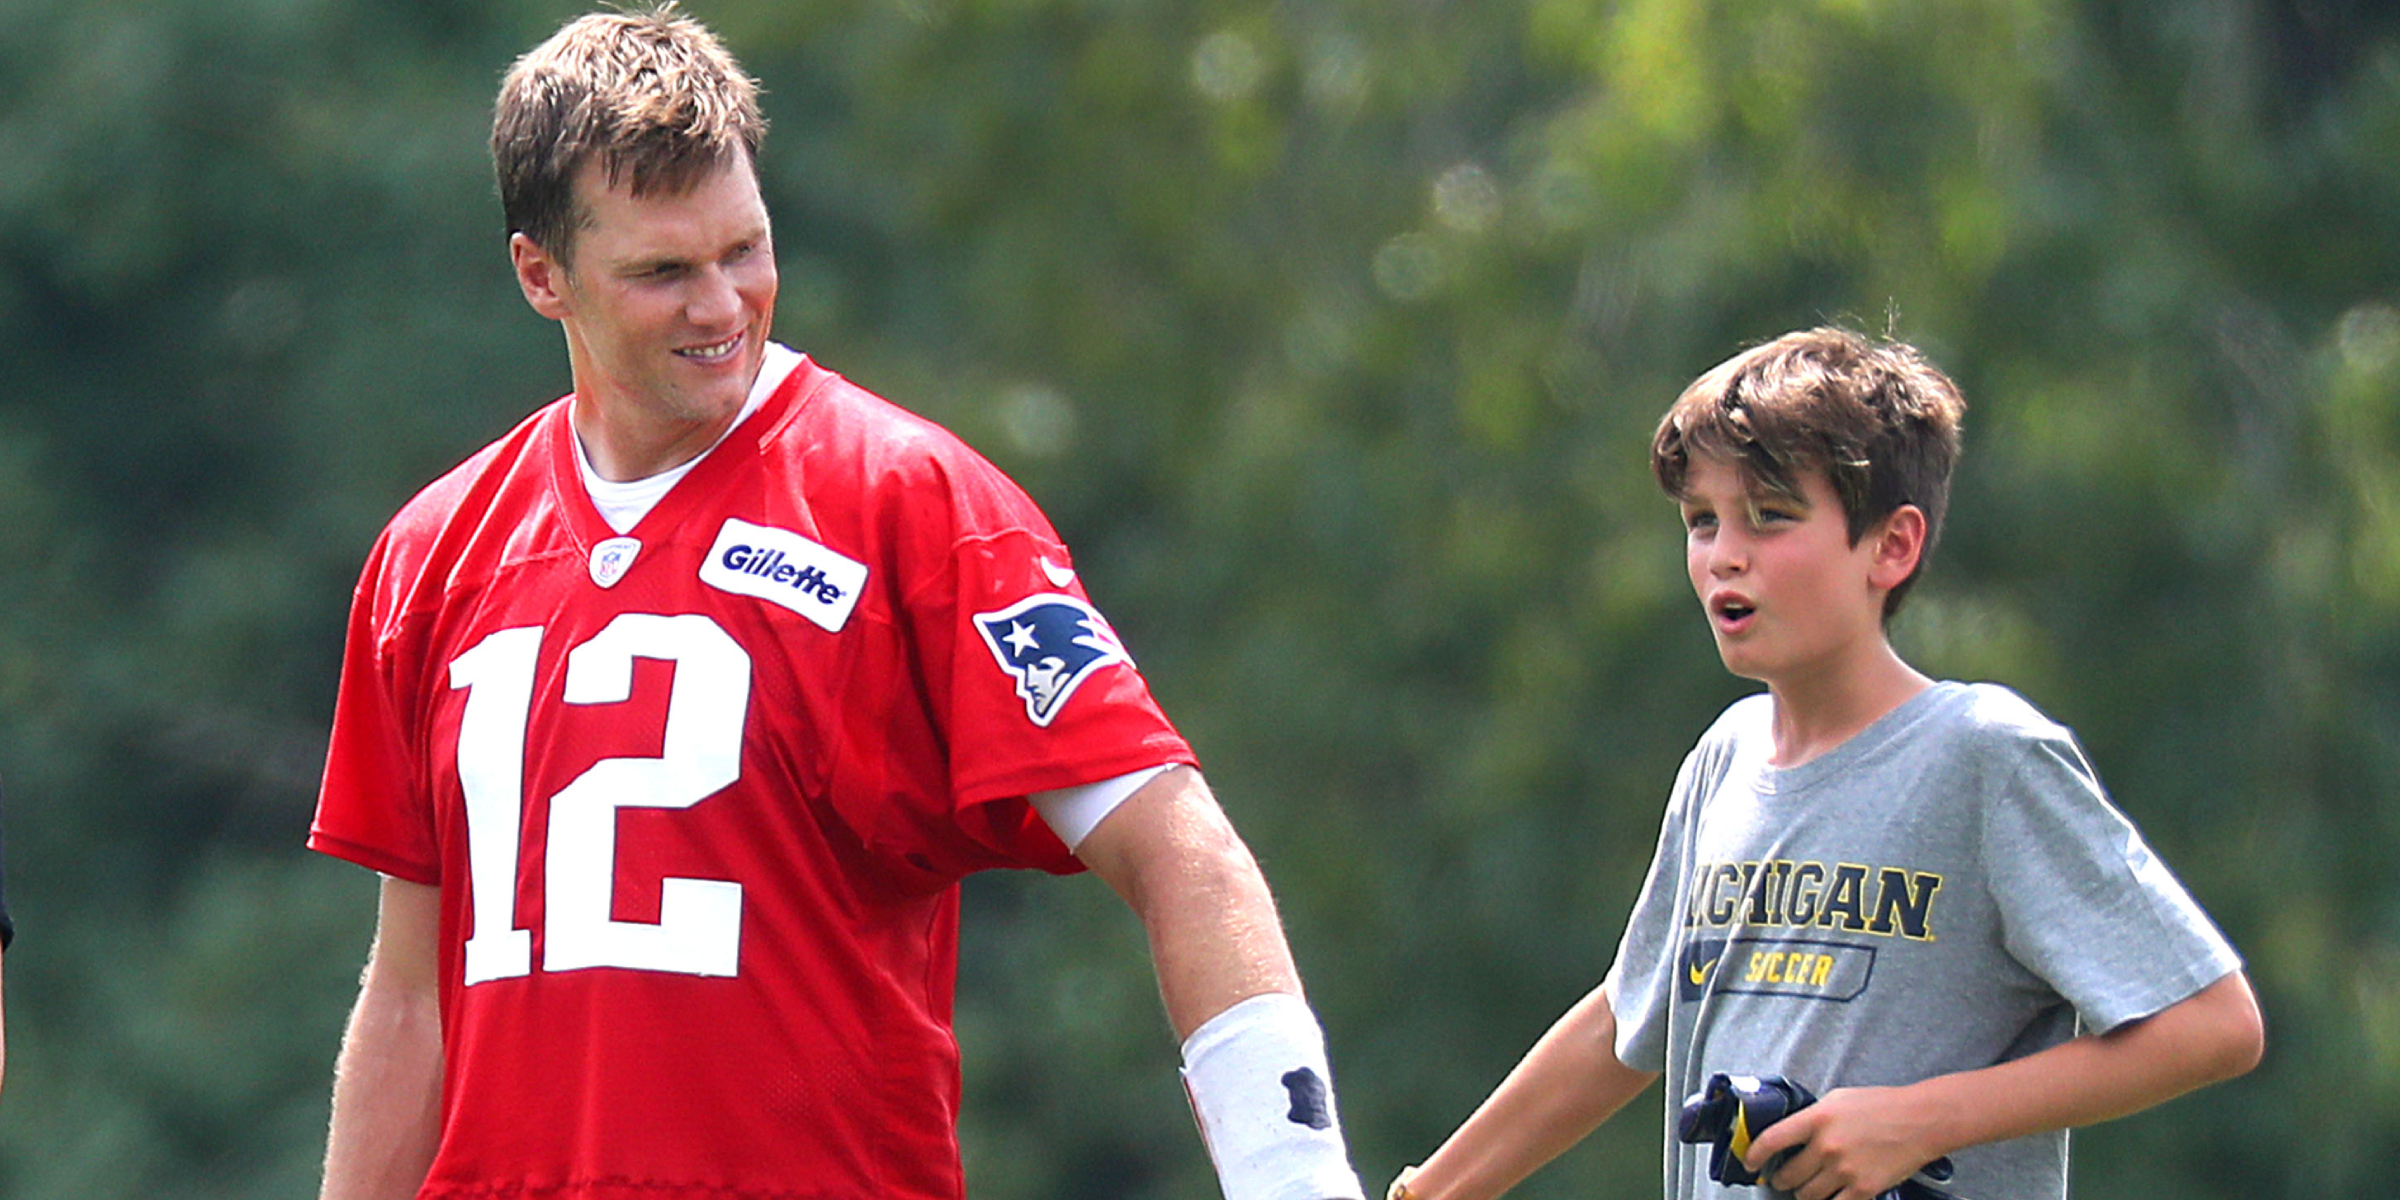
[1180,992,1365,1200]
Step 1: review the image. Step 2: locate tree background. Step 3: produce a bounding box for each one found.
[1,0,2395,1194]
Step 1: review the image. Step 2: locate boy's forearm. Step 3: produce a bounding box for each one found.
[1402,984,1659,1200]
[1910,970,2264,1154]
[1747,971,2262,1194]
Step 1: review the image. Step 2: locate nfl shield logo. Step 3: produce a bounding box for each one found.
[589,536,641,588]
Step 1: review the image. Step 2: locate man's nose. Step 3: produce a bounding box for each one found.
[687,266,741,326]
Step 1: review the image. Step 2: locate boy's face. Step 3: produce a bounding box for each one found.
[1678,454,1899,689]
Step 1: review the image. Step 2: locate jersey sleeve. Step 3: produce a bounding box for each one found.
[307,531,441,884]
[1978,722,2242,1033]
[940,526,1193,797]
[869,441,1193,878]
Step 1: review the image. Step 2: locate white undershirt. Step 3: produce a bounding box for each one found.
[574,342,803,533]
[571,341,1164,851]
[1031,764,1173,851]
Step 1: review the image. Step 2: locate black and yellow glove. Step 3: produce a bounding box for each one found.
[1675,1073,1958,1200]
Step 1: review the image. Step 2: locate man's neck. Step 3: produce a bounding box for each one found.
[570,394,743,483]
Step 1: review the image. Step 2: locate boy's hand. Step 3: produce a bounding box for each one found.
[1742,1085,1946,1200]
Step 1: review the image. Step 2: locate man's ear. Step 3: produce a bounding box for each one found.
[1867,505,1928,593]
[510,232,573,321]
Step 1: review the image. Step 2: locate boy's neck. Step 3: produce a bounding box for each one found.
[1764,642,1933,768]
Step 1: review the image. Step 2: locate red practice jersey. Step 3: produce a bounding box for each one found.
[310,355,1194,1199]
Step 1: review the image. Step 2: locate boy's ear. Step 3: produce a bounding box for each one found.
[511,232,573,321]
[1866,505,1928,593]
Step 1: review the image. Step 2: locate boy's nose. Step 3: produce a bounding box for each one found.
[1708,534,1749,576]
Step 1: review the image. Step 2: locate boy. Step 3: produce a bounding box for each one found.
[1389,328,2262,1200]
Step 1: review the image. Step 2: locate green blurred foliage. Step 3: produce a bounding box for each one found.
[2,0,2395,1195]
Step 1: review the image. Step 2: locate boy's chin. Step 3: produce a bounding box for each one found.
[1710,640,1768,682]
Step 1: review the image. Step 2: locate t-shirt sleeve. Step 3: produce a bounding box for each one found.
[1606,748,1707,1073]
[307,533,440,884]
[1979,725,2242,1033]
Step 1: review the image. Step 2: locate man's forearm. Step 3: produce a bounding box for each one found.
[1075,766,1302,1039]
[322,878,446,1200]
[1076,767,1361,1198]
[320,974,443,1200]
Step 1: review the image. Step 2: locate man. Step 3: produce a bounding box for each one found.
[308,8,1362,1199]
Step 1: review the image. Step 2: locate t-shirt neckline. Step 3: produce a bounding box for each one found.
[1751,681,1962,797]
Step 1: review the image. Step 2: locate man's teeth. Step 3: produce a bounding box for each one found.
[681,338,740,361]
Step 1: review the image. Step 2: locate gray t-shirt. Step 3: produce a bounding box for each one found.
[1605,682,2241,1200]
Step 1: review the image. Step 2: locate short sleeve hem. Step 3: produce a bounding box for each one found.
[307,828,439,887]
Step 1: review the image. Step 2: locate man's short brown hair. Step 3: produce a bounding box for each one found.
[1651,327,1967,618]
[492,3,766,265]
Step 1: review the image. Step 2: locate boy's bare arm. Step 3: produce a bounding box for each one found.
[1396,982,1660,1200]
[1746,970,2264,1200]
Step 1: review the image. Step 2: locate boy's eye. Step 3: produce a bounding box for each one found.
[1684,511,1716,533]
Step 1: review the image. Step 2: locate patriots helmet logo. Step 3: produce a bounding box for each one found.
[974,594,1131,727]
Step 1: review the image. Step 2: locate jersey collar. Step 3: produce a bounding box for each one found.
[544,343,825,555]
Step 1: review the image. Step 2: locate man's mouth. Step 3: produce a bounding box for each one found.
[677,335,743,363]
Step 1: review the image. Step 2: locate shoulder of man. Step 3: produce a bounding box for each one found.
[382,397,565,544]
[766,358,1043,520]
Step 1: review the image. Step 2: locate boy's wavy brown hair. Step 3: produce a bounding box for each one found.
[1652,327,1967,618]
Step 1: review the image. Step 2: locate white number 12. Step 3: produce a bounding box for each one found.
[448,613,752,985]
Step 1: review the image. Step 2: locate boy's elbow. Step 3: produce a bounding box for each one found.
[2225,1003,2266,1081]
[2200,971,2266,1082]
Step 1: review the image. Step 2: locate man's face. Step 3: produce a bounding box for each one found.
[525,155,777,467]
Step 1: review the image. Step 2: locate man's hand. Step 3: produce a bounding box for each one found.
[1742,1084,1945,1200]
